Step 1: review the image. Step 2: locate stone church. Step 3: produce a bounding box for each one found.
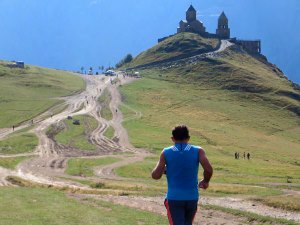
[159,5,261,54]
[177,5,230,40]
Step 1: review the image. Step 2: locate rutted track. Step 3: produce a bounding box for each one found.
[0,75,142,187]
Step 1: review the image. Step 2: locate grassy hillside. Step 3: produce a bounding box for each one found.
[0,61,84,128]
[0,156,30,169]
[47,115,98,151]
[118,33,300,190]
[125,33,300,116]
[126,32,219,68]
[0,131,38,154]
[119,78,300,180]
[0,187,167,225]
[98,89,113,120]
[66,157,120,177]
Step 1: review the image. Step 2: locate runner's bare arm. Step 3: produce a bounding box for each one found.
[151,152,166,180]
[198,148,213,189]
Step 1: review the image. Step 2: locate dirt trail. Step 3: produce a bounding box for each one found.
[0,73,299,224]
[71,194,281,225]
[0,75,144,185]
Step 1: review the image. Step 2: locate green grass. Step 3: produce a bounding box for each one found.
[0,132,38,154]
[104,126,115,139]
[52,115,98,151]
[115,157,155,179]
[118,76,300,187]
[98,89,113,120]
[120,104,136,120]
[204,204,299,225]
[126,32,219,68]
[65,157,121,177]
[0,187,168,225]
[0,61,84,128]
[0,156,29,169]
[255,195,300,211]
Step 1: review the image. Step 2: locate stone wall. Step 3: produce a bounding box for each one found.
[232,39,261,54]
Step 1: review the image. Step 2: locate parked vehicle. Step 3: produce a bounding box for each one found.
[104,70,116,76]
[73,120,80,125]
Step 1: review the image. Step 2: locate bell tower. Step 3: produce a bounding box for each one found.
[216,12,230,39]
[186,5,197,22]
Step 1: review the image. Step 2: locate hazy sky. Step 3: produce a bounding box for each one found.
[0,0,299,83]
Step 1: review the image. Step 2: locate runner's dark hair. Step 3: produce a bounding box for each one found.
[172,125,190,141]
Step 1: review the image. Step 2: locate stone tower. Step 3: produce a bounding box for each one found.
[216,12,230,39]
[186,5,197,22]
[177,5,206,35]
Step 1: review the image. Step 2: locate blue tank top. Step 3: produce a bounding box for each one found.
[163,143,200,200]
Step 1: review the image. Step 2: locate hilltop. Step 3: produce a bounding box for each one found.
[124,32,300,116]
[126,33,220,68]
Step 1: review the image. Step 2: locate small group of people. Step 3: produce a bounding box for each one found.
[12,119,35,131]
[235,152,251,160]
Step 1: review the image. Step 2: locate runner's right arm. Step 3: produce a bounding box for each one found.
[151,152,166,180]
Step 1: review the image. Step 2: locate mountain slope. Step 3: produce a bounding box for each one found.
[125,33,300,116]
[0,61,84,128]
[118,32,300,189]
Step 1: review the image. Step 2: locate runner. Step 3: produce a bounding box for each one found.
[151,125,213,225]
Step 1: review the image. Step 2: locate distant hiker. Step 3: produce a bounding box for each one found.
[12,125,15,131]
[31,119,34,124]
[116,109,118,113]
[152,125,213,225]
[234,152,237,159]
[237,152,240,159]
[247,153,251,160]
[243,152,246,159]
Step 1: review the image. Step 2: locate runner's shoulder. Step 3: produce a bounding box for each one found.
[191,145,204,152]
[163,146,174,152]
[191,145,203,150]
